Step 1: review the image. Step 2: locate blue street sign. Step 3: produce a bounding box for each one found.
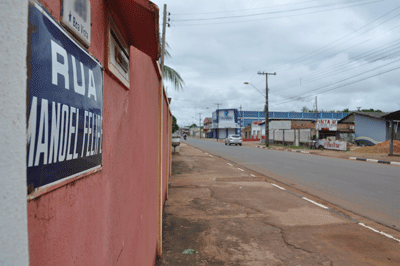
[27,2,103,191]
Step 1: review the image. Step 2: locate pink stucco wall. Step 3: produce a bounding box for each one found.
[162,95,171,203]
[27,1,170,265]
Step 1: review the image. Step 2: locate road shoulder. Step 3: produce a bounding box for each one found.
[157,143,400,266]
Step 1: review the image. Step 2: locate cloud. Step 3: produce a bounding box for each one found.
[153,0,400,126]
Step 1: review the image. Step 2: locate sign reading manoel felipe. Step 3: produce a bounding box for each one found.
[27,2,103,190]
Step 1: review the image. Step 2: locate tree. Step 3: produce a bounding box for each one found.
[172,115,179,133]
[361,108,382,113]
[163,43,184,91]
[301,106,309,112]
[189,124,197,128]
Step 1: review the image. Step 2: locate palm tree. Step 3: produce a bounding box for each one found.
[163,43,184,91]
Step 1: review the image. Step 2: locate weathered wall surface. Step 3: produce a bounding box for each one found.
[292,121,315,129]
[26,1,170,265]
[270,120,292,130]
[356,115,387,142]
[0,1,30,265]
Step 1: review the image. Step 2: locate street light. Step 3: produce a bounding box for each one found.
[244,82,266,97]
[245,72,276,147]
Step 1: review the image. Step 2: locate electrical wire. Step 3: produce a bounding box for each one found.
[274,39,400,92]
[172,0,331,16]
[173,0,370,22]
[271,57,400,106]
[170,0,383,26]
[274,4,400,71]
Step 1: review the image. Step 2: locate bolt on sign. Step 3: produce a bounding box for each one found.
[315,119,338,131]
[27,1,103,192]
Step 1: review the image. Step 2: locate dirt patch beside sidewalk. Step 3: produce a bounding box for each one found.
[353,140,400,154]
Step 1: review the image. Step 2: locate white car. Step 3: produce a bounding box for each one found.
[225,135,242,146]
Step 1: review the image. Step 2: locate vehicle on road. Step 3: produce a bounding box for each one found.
[225,135,242,146]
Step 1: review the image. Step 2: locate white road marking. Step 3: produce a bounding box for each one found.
[271,184,286,190]
[391,162,400,165]
[209,155,213,158]
[367,159,378,162]
[349,157,357,160]
[359,223,400,243]
[227,163,233,166]
[237,168,245,172]
[302,197,329,209]
[250,174,255,177]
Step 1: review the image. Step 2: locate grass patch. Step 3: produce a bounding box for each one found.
[270,144,311,150]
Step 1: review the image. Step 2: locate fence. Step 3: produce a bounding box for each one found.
[267,129,315,146]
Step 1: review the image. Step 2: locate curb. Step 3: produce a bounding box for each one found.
[253,145,400,166]
[256,145,311,154]
[349,157,400,166]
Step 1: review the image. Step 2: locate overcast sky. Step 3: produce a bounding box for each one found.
[150,0,400,126]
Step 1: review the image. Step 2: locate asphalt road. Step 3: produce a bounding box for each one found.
[185,138,400,231]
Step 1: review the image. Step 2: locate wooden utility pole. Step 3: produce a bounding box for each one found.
[239,105,242,135]
[199,113,202,138]
[160,4,169,75]
[257,72,276,147]
[215,103,222,140]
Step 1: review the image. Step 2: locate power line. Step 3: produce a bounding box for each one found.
[271,58,400,106]
[172,0,329,16]
[173,2,399,111]
[274,39,400,92]
[170,0,383,26]
[173,0,371,22]
[270,19,400,92]
[274,4,400,71]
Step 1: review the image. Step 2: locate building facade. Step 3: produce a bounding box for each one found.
[340,112,393,144]
[1,1,172,265]
[211,108,349,139]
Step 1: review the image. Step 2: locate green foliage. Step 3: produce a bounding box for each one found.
[172,115,179,133]
[361,108,382,113]
[163,65,184,91]
[189,123,197,128]
[301,106,309,112]
[163,43,184,91]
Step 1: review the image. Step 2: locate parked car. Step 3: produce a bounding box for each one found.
[225,135,242,146]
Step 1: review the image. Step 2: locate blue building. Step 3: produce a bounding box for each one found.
[339,112,391,145]
[210,109,349,139]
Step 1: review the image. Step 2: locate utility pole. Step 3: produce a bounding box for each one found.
[160,4,170,75]
[215,103,222,141]
[258,72,276,147]
[198,113,202,138]
[315,95,319,140]
[239,105,242,136]
[315,96,318,112]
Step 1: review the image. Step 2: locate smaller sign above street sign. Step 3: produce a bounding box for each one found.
[62,0,91,46]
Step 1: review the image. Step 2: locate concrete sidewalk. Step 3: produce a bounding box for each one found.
[157,143,400,266]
